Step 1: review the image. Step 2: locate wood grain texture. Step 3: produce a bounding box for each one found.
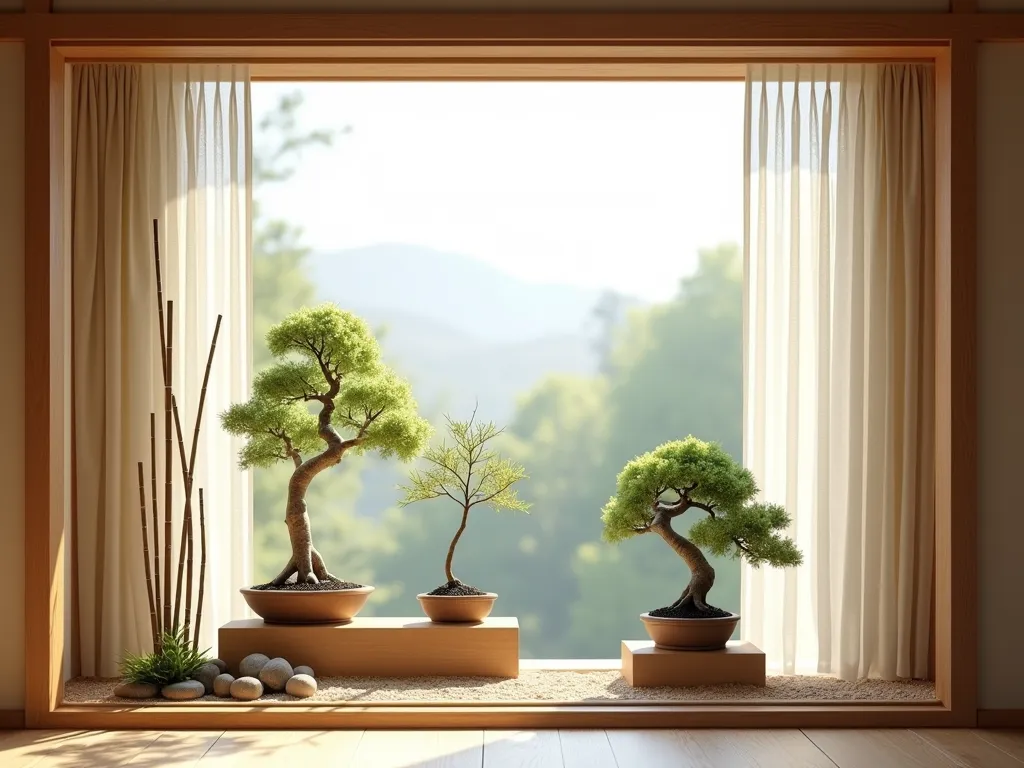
[121,731,222,767]
[353,730,482,768]
[608,729,835,768]
[932,37,979,726]
[804,729,962,768]
[200,730,363,767]
[218,617,519,678]
[32,12,975,43]
[557,730,617,768]
[484,731,564,768]
[622,641,765,687]
[913,728,1024,768]
[22,38,68,729]
[973,730,1024,762]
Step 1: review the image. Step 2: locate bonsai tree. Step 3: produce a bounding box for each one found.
[398,412,530,596]
[221,304,431,587]
[601,436,802,617]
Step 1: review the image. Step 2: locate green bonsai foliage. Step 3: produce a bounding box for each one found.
[221,304,431,586]
[398,412,530,594]
[120,626,211,686]
[602,436,801,616]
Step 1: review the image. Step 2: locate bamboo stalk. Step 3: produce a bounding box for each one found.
[149,412,162,645]
[152,219,169,389]
[184,494,194,639]
[172,396,190,632]
[137,461,159,654]
[187,315,222,481]
[193,489,207,653]
[163,300,174,632]
[173,317,223,637]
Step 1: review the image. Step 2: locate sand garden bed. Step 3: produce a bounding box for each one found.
[65,671,936,705]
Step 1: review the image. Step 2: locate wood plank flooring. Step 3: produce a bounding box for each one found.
[0,728,1020,767]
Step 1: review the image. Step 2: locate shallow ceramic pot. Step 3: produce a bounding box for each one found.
[240,585,375,625]
[417,592,498,623]
[639,611,740,651]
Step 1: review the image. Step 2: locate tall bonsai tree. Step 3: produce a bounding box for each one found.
[398,412,530,595]
[601,436,802,616]
[221,304,431,586]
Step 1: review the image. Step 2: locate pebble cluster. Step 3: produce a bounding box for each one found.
[112,654,318,701]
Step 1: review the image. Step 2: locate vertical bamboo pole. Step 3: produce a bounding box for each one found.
[194,490,207,652]
[137,462,158,654]
[149,413,162,646]
[163,300,174,632]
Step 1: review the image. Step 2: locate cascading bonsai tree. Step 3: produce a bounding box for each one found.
[221,303,431,589]
[602,436,802,619]
[397,412,530,621]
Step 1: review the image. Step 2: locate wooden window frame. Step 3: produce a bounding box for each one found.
[9,3,1003,729]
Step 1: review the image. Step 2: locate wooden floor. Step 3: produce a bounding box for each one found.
[0,727,1021,767]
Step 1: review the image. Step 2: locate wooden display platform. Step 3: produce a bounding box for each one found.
[219,617,520,679]
[621,640,766,687]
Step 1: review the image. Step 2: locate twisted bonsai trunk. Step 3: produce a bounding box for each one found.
[650,507,716,612]
[271,379,362,586]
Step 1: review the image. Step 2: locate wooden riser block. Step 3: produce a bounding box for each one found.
[219,617,520,678]
[621,640,766,687]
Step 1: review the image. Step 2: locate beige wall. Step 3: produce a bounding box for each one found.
[1,3,1022,716]
[977,43,1024,712]
[52,0,948,11]
[0,42,25,711]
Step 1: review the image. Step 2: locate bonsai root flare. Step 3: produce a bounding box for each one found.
[311,548,337,582]
[271,559,297,586]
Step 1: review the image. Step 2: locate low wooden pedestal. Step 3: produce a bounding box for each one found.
[621,640,766,687]
[219,617,520,678]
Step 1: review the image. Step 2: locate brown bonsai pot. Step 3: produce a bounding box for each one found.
[417,592,498,623]
[640,611,740,651]
[240,585,375,625]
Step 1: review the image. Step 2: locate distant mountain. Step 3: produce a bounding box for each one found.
[304,242,647,519]
[307,243,611,344]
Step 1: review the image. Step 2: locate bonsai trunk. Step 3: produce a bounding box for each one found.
[270,390,357,586]
[651,514,716,612]
[444,505,471,584]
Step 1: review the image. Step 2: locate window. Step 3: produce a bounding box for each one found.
[250,81,746,659]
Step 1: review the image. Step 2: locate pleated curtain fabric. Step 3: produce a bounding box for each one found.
[70,64,253,676]
[742,64,935,681]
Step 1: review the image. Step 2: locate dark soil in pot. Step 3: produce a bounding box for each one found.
[648,602,732,619]
[427,580,488,597]
[250,577,364,592]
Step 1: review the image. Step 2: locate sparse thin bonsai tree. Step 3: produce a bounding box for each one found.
[221,304,431,586]
[601,436,802,615]
[398,412,530,594]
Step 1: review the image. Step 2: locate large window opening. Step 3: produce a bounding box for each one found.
[250,81,745,659]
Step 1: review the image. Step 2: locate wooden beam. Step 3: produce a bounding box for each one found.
[39,12,962,44]
[25,0,52,13]
[933,36,979,728]
[23,34,67,729]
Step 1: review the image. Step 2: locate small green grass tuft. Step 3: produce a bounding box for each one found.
[120,626,212,686]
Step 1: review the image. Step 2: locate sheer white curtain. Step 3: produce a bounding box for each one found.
[71,64,252,676]
[742,64,935,680]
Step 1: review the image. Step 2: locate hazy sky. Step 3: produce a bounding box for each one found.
[252,81,744,302]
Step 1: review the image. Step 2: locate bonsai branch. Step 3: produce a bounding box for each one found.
[468,478,519,508]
